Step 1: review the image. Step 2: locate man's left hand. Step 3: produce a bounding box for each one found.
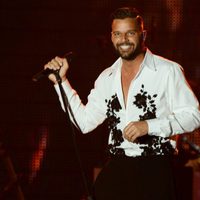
[123,121,148,142]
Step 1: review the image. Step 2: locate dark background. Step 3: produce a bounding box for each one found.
[0,0,200,199]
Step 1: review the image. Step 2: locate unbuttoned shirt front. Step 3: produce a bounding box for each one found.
[55,49,200,157]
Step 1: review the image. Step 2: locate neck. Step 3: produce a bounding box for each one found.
[122,50,146,74]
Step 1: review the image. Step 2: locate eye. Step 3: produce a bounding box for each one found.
[112,31,121,37]
[126,31,136,36]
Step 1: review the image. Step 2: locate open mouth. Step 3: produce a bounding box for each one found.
[118,43,133,51]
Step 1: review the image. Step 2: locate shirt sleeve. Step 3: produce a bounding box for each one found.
[147,63,200,138]
[54,75,107,134]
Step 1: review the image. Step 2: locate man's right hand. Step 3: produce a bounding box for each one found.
[44,56,69,84]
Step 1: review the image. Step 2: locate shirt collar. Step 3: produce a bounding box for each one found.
[141,48,157,71]
[111,48,156,73]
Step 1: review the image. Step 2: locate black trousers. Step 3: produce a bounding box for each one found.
[94,155,176,200]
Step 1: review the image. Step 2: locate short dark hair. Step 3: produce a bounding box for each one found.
[110,7,144,29]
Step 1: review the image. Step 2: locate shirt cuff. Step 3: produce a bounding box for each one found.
[147,118,163,137]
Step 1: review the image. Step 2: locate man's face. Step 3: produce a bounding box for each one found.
[111,17,145,60]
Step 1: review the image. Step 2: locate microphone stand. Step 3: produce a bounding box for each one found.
[54,71,94,200]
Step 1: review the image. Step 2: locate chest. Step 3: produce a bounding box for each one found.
[121,72,137,108]
[107,66,169,117]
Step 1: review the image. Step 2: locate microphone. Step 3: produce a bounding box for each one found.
[32,52,73,82]
[181,136,200,154]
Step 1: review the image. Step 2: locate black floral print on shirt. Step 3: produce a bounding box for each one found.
[133,84,157,120]
[105,94,125,156]
[133,84,175,156]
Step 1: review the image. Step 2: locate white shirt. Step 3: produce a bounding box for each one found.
[55,49,200,157]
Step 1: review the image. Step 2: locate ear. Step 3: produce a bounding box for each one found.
[142,30,147,41]
[111,32,114,43]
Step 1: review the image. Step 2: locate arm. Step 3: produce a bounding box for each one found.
[147,64,200,137]
[123,64,200,142]
[44,56,107,133]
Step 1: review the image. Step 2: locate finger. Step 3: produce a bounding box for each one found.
[45,62,54,69]
[124,126,140,142]
[55,56,64,66]
[51,58,61,69]
[44,63,50,70]
[56,56,69,66]
[130,132,139,142]
[123,123,136,137]
[123,131,132,141]
[124,122,136,133]
[124,130,135,141]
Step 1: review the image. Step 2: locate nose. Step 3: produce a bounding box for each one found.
[120,33,129,42]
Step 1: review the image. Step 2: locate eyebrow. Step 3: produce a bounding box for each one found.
[111,29,139,33]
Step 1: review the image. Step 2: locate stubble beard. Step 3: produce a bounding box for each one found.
[114,42,142,61]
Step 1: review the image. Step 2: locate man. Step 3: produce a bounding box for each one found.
[44,7,200,200]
